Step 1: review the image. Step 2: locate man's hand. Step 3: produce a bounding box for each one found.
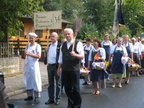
[57,68,61,76]
[25,50,31,56]
[70,51,77,57]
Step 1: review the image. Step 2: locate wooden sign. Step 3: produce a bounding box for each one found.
[34,11,62,30]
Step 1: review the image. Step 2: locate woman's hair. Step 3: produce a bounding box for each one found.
[112,38,117,44]
[117,37,123,41]
[86,38,92,42]
[93,39,101,47]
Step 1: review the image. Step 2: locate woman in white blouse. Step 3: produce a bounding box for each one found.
[132,38,142,76]
[140,38,144,72]
[88,39,108,95]
[109,37,127,88]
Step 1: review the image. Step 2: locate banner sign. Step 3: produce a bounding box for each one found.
[34,11,62,30]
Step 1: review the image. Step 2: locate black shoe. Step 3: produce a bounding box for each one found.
[55,100,60,105]
[125,81,128,84]
[45,100,54,104]
[24,96,33,101]
[82,81,87,85]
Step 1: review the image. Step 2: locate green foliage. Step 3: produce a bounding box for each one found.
[0,0,44,41]
[81,0,144,37]
[123,0,144,36]
[58,35,65,42]
[43,0,83,21]
[42,0,62,11]
[134,27,144,37]
[1,0,143,41]
[78,23,98,40]
[82,0,114,34]
[61,0,83,20]
[118,26,132,38]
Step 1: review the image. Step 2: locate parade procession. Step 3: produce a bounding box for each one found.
[0,0,144,108]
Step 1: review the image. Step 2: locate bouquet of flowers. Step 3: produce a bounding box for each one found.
[92,54,106,70]
[128,61,140,71]
[80,68,90,76]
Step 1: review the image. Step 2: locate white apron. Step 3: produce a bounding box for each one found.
[24,43,42,92]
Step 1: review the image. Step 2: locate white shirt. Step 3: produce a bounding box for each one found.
[88,47,106,61]
[122,42,134,52]
[25,43,41,62]
[47,41,58,64]
[139,43,144,52]
[111,44,117,50]
[132,43,141,55]
[101,41,113,47]
[81,45,94,63]
[83,44,94,50]
[110,45,128,55]
[58,40,84,64]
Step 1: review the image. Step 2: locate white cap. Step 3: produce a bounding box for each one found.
[131,38,136,41]
[28,32,38,37]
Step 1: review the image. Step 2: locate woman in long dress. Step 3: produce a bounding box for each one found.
[122,35,134,84]
[82,38,93,85]
[131,38,142,76]
[88,39,108,95]
[109,37,127,88]
[140,38,144,73]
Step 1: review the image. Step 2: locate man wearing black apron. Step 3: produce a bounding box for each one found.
[57,28,84,108]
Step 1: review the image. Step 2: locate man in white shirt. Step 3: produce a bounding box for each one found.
[45,32,61,105]
[57,28,84,108]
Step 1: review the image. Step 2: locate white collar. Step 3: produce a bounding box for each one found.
[51,41,58,46]
[67,39,74,44]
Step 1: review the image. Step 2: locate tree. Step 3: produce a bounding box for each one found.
[82,0,114,36]
[0,0,44,42]
[61,0,83,20]
[78,23,98,40]
[42,0,83,21]
[123,0,144,36]
[42,0,62,11]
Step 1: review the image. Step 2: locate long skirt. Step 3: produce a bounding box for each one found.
[90,69,108,81]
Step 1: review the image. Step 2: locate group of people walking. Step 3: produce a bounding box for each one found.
[23,29,144,108]
[82,34,144,96]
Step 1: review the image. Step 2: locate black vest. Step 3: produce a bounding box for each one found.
[62,41,80,71]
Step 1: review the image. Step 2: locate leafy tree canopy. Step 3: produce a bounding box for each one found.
[0,0,44,41]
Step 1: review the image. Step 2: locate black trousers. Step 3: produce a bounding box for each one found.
[62,70,82,108]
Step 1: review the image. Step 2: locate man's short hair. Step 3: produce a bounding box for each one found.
[64,28,73,34]
[51,32,58,37]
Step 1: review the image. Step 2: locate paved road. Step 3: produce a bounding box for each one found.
[8,75,144,108]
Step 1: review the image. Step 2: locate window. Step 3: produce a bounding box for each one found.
[50,29,62,35]
[20,26,24,37]
[35,30,42,38]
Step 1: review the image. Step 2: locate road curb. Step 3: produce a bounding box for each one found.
[7,84,48,97]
